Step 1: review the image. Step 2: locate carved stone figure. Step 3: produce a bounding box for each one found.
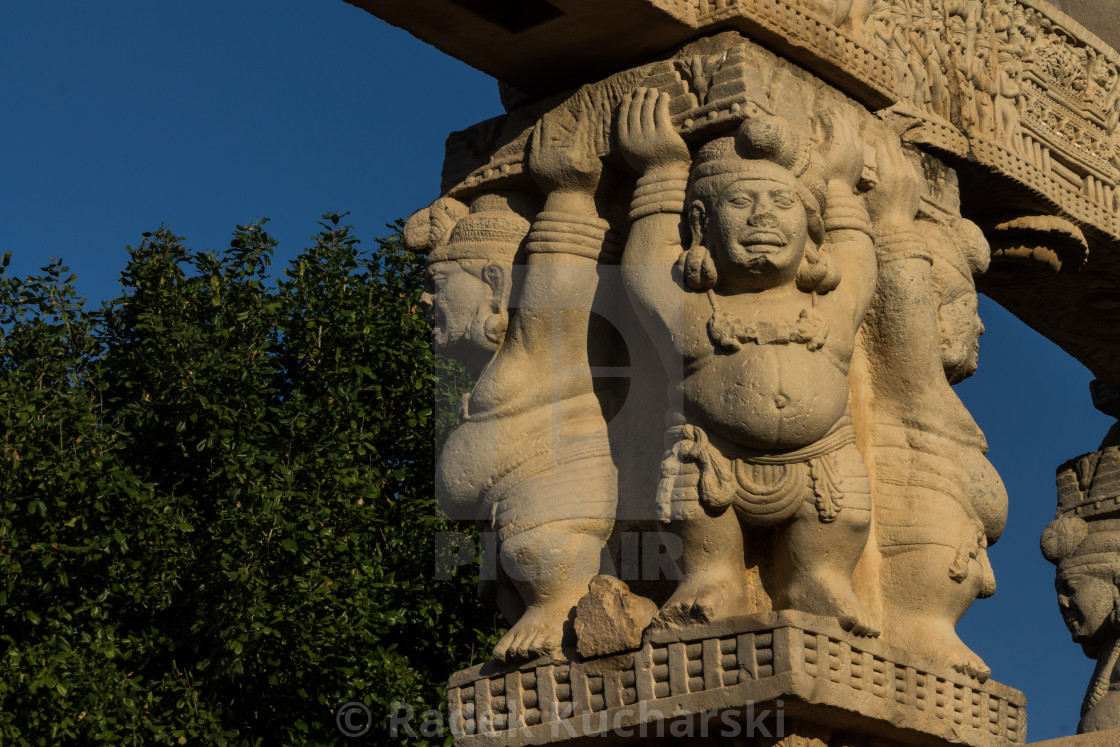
[616,88,880,635]
[434,115,621,663]
[967,35,998,135]
[995,48,1023,148]
[857,152,1007,679]
[1044,417,1120,733]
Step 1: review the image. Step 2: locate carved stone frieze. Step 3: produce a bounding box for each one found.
[447,613,1026,746]
[373,0,1120,387]
[419,0,1120,248]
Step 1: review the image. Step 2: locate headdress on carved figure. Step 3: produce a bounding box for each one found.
[404,192,532,266]
[1043,447,1120,576]
[684,114,838,294]
[404,196,468,256]
[930,217,990,303]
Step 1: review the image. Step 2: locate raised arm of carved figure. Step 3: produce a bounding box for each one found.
[527,115,602,214]
[503,112,608,351]
[814,108,877,327]
[465,109,610,418]
[859,137,941,403]
[865,137,922,233]
[617,87,691,344]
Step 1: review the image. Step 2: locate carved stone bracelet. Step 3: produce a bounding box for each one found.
[629,172,688,224]
[823,190,872,234]
[526,211,612,262]
[872,228,932,264]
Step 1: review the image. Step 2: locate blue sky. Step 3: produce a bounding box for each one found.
[1,2,1110,740]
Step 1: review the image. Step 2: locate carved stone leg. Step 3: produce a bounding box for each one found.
[495,518,612,663]
[654,501,752,629]
[774,443,877,637]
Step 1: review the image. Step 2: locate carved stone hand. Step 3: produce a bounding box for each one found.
[865,138,922,228]
[617,87,691,175]
[527,113,603,196]
[816,108,864,191]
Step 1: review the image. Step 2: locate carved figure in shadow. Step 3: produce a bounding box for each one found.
[861,150,1007,680]
[1044,432,1120,733]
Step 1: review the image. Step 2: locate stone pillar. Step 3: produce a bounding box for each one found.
[351,0,1120,743]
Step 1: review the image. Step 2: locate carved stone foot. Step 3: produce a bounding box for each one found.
[787,570,880,638]
[888,617,991,683]
[653,569,752,629]
[493,602,571,663]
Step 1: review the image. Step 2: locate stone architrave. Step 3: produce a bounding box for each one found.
[359,0,1120,742]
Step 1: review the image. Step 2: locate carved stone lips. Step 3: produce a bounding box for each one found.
[741,230,786,247]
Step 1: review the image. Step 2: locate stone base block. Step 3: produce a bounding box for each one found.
[448,611,1025,746]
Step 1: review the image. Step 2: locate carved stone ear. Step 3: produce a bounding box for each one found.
[688,200,707,248]
[1110,586,1120,631]
[480,263,511,346]
[481,263,509,312]
[482,313,507,346]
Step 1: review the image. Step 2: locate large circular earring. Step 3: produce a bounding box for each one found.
[683,243,718,291]
[482,312,507,347]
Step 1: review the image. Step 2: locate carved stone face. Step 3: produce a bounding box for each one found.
[703,162,809,291]
[1057,570,1118,656]
[420,259,499,372]
[937,286,983,384]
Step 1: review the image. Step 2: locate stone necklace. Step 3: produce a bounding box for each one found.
[705,289,830,353]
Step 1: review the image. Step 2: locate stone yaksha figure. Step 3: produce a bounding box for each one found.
[616,87,881,634]
[861,177,1008,680]
[1042,420,1120,733]
[407,191,540,623]
[435,111,622,663]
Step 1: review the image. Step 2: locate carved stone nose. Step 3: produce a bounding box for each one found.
[749,210,778,227]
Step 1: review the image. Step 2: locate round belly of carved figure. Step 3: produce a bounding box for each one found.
[684,346,848,450]
[436,417,505,522]
[436,394,612,523]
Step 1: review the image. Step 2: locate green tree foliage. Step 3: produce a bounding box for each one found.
[0,216,501,745]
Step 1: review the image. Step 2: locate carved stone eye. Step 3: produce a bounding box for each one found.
[771,192,796,210]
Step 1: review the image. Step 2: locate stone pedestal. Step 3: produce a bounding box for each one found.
[1029,729,1120,747]
[449,612,1025,746]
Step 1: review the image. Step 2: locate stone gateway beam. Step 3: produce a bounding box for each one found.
[356,0,1120,743]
